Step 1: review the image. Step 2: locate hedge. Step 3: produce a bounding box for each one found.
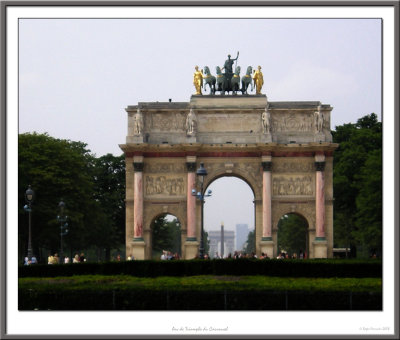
[19,258,382,278]
[18,288,382,311]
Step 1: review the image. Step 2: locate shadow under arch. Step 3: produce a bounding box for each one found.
[149,213,183,260]
[203,174,256,257]
[277,212,309,259]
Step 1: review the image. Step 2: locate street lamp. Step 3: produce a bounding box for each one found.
[24,185,34,262]
[191,162,212,259]
[57,200,69,264]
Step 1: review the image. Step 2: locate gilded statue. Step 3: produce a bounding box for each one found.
[253,65,264,95]
[193,66,203,95]
[133,108,144,135]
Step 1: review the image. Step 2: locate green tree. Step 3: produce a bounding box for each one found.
[332,113,382,257]
[166,219,182,255]
[203,230,210,256]
[277,214,308,256]
[18,132,98,263]
[354,149,382,256]
[91,154,126,260]
[151,215,182,258]
[243,230,255,254]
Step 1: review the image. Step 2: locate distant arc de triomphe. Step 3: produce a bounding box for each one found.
[120,95,338,260]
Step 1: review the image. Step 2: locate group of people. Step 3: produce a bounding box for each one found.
[23,256,38,265]
[276,251,307,259]
[47,252,86,264]
[193,250,307,260]
[160,250,181,260]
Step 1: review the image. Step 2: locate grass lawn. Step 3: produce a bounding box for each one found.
[19,274,382,293]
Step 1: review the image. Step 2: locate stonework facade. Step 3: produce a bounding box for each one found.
[120,95,338,260]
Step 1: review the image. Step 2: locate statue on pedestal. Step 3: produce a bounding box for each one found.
[314,105,324,133]
[253,65,264,94]
[186,109,197,135]
[133,108,143,136]
[193,66,203,95]
[262,107,271,134]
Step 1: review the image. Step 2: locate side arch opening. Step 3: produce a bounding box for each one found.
[150,213,182,260]
[277,213,309,259]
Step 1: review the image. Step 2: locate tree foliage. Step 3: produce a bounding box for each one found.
[332,113,382,257]
[151,215,182,258]
[243,230,255,254]
[18,133,125,263]
[277,214,308,256]
[91,154,126,260]
[203,230,210,255]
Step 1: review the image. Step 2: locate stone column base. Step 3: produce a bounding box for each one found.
[312,239,328,258]
[260,239,275,259]
[184,240,199,259]
[130,239,146,260]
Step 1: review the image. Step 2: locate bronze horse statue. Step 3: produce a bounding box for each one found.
[203,66,216,94]
[231,66,241,95]
[241,66,253,94]
[216,66,228,95]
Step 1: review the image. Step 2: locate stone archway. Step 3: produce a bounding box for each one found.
[120,95,337,259]
[203,175,256,257]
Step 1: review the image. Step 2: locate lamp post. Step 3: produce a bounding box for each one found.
[24,185,34,262]
[57,200,68,264]
[191,163,212,259]
[221,222,224,259]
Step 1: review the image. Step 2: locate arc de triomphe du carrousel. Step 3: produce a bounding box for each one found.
[119,55,338,260]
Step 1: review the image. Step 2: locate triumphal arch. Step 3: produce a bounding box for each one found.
[120,56,338,260]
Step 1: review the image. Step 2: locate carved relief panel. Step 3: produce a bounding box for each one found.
[272,175,314,196]
[144,111,187,132]
[144,163,186,173]
[144,161,186,198]
[270,110,330,133]
[199,113,260,133]
[145,176,185,196]
[272,160,314,173]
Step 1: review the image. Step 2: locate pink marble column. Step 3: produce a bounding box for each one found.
[315,160,326,239]
[262,160,272,240]
[186,161,197,240]
[133,161,144,239]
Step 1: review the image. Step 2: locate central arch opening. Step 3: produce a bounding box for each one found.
[204,176,255,258]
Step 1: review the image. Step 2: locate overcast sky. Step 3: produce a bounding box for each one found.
[19,17,381,231]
